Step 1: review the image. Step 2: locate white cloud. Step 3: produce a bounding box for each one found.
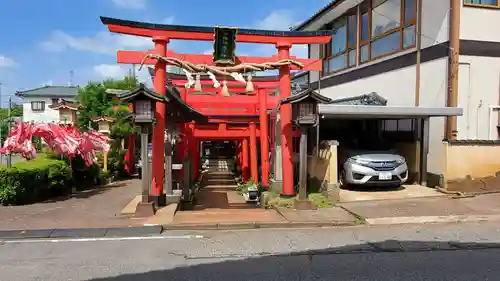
[93,64,153,86]
[94,64,125,79]
[41,15,175,55]
[254,11,296,31]
[41,30,153,54]
[0,55,18,68]
[162,16,175,25]
[250,11,309,58]
[290,45,308,58]
[112,0,147,9]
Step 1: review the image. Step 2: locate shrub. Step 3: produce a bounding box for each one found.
[0,156,72,205]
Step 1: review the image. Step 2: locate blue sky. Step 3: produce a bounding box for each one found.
[0,0,330,105]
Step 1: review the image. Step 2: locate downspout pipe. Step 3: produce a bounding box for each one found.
[414,0,423,106]
[446,0,461,140]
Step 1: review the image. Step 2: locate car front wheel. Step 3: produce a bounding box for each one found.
[339,169,350,189]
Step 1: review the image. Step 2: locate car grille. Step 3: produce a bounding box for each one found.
[367,175,400,183]
[365,161,398,171]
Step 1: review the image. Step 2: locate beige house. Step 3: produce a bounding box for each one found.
[295,0,500,190]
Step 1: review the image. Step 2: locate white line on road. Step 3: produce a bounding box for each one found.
[0,235,204,244]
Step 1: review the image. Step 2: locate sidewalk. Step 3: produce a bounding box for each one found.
[0,179,147,231]
[340,192,500,225]
[3,169,500,235]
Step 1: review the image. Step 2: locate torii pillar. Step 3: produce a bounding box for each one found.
[150,36,168,205]
[242,138,249,182]
[249,121,258,183]
[277,42,295,197]
[259,89,270,187]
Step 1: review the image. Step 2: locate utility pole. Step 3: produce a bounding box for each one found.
[0,82,3,166]
[69,70,74,86]
[6,97,11,167]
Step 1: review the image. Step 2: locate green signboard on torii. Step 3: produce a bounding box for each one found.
[213,26,238,65]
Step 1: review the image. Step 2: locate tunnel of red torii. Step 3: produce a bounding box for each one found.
[101,16,333,203]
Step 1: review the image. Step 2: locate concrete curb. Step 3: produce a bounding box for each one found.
[365,214,500,225]
[163,214,500,230]
[163,220,361,230]
[0,226,163,240]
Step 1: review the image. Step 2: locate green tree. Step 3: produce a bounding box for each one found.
[0,103,23,141]
[76,76,138,178]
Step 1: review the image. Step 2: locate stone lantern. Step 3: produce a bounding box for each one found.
[91,116,115,134]
[280,88,332,210]
[117,84,167,216]
[91,116,115,172]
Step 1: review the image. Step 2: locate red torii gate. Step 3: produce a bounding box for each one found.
[174,75,279,185]
[101,16,332,203]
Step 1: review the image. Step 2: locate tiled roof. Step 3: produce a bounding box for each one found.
[15,86,78,98]
[48,99,81,110]
[330,92,388,106]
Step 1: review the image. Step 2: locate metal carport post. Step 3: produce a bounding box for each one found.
[317,105,463,186]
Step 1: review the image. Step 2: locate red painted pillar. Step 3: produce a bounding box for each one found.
[177,89,187,184]
[277,42,295,197]
[242,138,249,183]
[127,134,135,174]
[259,89,270,187]
[125,103,135,175]
[249,122,258,183]
[237,141,243,172]
[194,140,200,180]
[188,122,197,182]
[151,36,168,204]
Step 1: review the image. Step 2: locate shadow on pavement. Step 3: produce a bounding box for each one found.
[88,240,500,280]
[42,182,127,203]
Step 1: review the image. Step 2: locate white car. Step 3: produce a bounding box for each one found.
[339,149,409,188]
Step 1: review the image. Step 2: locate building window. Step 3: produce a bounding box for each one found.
[365,0,416,61]
[321,0,416,73]
[464,0,499,8]
[382,119,415,132]
[321,9,357,74]
[31,101,45,112]
[382,119,416,141]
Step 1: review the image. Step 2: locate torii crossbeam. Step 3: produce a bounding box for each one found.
[118,50,323,71]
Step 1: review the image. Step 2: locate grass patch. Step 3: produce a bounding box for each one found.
[265,192,336,209]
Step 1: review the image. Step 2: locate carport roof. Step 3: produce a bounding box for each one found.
[318,104,463,119]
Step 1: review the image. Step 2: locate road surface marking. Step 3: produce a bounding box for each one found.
[0,235,204,244]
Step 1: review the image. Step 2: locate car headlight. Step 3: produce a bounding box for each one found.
[351,157,370,166]
[396,158,406,165]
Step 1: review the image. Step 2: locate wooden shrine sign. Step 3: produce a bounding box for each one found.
[213,26,237,65]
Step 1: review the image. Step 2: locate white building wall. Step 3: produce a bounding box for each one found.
[460,6,500,42]
[456,56,500,141]
[22,97,75,123]
[420,0,450,49]
[455,6,500,141]
[419,58,449,175]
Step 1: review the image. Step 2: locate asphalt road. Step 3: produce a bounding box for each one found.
[2,222,500,280]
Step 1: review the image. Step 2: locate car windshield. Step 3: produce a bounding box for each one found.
[342,137,392,151]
